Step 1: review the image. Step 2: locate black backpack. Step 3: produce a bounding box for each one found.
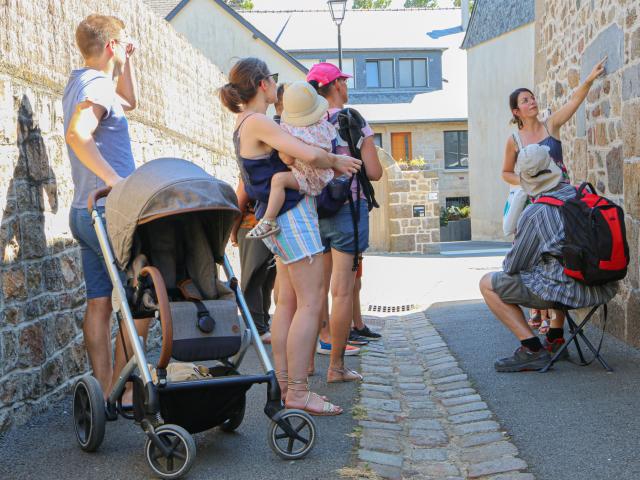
[317,108,379,271]
[535,182,629,286]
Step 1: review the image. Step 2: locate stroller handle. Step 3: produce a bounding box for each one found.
[87,186,112,214]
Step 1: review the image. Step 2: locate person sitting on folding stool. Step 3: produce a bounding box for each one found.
[479,144,620,372]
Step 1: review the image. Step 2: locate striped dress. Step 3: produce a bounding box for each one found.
[503,183,618,308]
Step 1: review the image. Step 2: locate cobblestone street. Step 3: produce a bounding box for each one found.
[354,311,530,480]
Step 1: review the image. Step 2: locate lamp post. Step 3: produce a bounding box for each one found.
[327,0,347,70]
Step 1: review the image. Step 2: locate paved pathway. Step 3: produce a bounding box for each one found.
[429,300,640,480]
[0,347,359,480]
[353,311,531,480]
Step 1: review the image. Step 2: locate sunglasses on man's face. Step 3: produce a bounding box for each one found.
[264,73,279,84]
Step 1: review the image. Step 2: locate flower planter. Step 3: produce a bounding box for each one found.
[440,218,471,242]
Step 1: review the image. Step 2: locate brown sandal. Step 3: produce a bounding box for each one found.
[327,367,363,383]
[286,379,342,416]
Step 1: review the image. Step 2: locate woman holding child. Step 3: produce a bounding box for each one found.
[220,58,360,415]
[501,57,606,350]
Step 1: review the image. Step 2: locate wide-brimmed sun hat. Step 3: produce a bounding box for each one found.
[516,144,563,197]
[281,81,329,127]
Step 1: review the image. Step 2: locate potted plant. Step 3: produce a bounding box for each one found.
[440,205,471,241]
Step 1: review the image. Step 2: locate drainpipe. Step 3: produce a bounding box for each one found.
[461,0,470,31]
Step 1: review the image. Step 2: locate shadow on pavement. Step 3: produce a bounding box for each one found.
[428,299,640,480]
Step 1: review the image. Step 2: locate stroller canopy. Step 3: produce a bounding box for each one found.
[106,158,240,269]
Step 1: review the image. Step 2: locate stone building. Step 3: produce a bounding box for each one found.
[462,0,536,241]
[0,0,245,431]
[534,0,640,346]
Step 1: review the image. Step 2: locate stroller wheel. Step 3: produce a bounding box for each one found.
[145,424,196,479]
[268,409,316,460]
[220,396,246,432]
[72,376,106,452]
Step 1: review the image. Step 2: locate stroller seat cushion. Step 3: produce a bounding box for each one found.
[170,299,242,362]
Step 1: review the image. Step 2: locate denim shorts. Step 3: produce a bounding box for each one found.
[319,200,369,255]
[262,196,324,265]
[69,207,113,299]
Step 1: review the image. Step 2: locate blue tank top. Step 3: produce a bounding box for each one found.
[233,115,303,219]
[517,122,569,181]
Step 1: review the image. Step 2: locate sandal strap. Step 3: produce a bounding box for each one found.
[287,378,310,391]
[329,367,363,379]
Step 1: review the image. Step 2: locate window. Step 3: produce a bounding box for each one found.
[446,197,470,208]
[326,58,355,88]
[366,60,394,88]
[391,132,412,162]
[399,59,428,88]
[373,133,383,148]
[444,131,468,169]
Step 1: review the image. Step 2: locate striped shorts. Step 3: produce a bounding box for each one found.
[262,196,324,265]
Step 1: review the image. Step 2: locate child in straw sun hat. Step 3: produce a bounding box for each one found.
[248,81,337,239]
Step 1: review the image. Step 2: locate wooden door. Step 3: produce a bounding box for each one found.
[391,132,412,162]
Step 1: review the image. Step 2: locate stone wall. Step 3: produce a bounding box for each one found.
[534,0,640,345]
[0,0,238,431]
[388,169,441,254]
[369,148,440,254]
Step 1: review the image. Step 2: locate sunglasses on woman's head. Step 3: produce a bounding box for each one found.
[264,73,279,83]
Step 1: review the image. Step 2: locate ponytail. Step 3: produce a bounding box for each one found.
[219,83,243,113]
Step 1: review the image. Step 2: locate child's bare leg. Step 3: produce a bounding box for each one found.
[263,171,300,221]
[248,172,300,239]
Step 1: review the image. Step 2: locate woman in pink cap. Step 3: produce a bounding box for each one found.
[220,58,361,416]
[307,63,383,383]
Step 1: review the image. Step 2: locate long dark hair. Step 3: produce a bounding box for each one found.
[219,57,271,113]
[509,87,534,129]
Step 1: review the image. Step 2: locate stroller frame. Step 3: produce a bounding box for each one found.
[72,186,316,479]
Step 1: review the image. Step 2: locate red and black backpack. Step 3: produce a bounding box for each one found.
[535,182,629,286]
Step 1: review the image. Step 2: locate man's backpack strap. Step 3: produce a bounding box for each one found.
[534,196,564,206]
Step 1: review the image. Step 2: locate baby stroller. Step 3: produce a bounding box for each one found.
[71,158,316,479]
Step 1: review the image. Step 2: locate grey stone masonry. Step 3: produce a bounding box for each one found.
[354,312,532,479]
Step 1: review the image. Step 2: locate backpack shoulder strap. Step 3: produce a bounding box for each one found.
[512,132,524,153]
[535,196,564,206]
[328,110,341,125]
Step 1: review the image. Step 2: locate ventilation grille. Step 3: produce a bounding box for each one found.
[367,304,417,313]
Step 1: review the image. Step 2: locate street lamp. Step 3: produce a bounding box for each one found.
[327,0,347,70]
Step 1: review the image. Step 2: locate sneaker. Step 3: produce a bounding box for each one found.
[543,337,569,360]
[316,340,361,356]
[494,346,551,372]
[348,331,369,346]
[352,325,382,340]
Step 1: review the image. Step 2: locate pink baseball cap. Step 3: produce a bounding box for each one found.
[306,62,352,87]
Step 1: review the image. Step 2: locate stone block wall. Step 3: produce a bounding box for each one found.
[534,0,640,345]
[0,0,238,431]
[387,169,441,254]
[368,148,440,254]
